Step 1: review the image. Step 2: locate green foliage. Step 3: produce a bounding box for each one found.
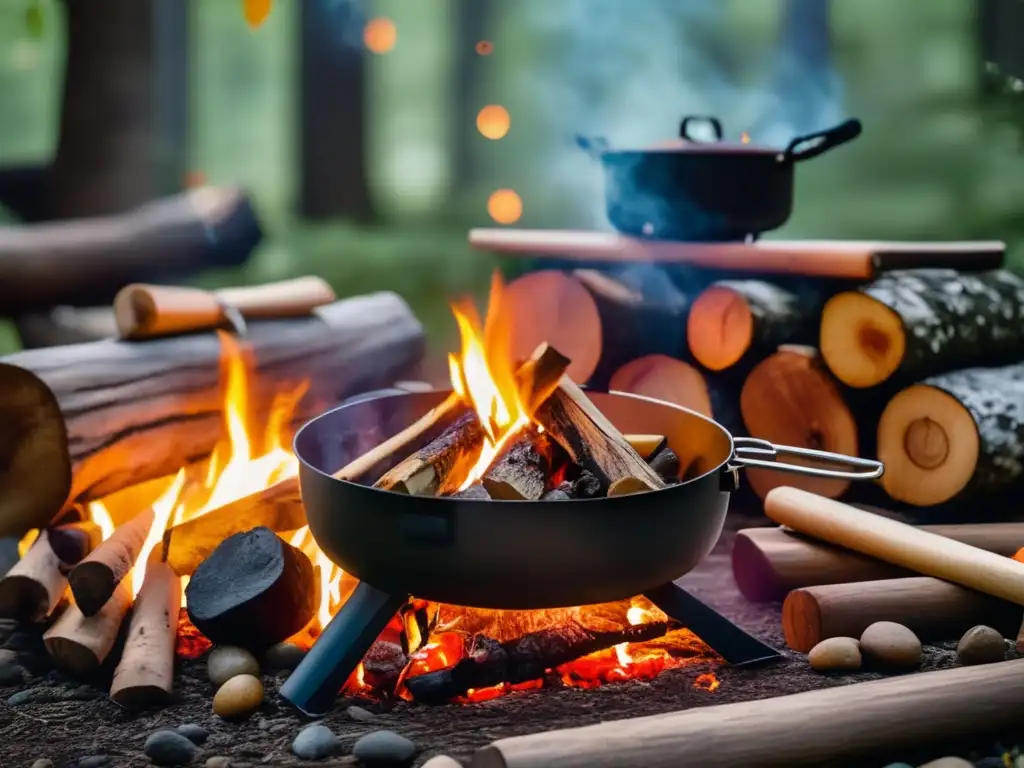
[23,0,43,39]
[982,62,1024,148]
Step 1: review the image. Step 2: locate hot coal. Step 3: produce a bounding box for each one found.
[571,470,603,499]
[649,448,682,483]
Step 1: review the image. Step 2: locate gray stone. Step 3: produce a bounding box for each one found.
[0,658,26,685]
[291,724,340,760]
[859,622,922,670]
[31,760,54,768]
[347,705,376,722]
[176,723,210,745]
[207,646,260,688]
[352,730,417,767]
[78,758,109,768]
[205,759,232,768]
[7,689,34,706]
[144,730,198,766]
[262,642,305,671]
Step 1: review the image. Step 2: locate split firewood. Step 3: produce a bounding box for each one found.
[535,377,667,491]
[185,527,317,650]
[608,355,712,419]
[472,658,1024,768]
[732,523,1024,602]
[404,622,672,704]
[114,276,337,339]
[481,432,551,501]
[739,346,860,500]
[573,267,689,386]
[820,269,1024,389]
[607,477,652,497]
[624,435,667,460]
[877,362,1024,507]
[109,558,182,709]
[451,484,492,500]
[0,523,101,623]
[764,488,1024,606]
[70,507,154,616]
[686,280,819,372]
[44,580,132,676]
[782,576,1019,653]
[0,291,426,536]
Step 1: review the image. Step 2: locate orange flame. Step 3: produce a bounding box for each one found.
[740,132,751,144]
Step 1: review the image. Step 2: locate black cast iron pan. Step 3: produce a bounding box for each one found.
[577,115,862,242]
[294,388,883,610]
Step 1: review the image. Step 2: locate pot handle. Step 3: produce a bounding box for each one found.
[680,116,724,142]
[729,437,883,480]
[781,118,862,164]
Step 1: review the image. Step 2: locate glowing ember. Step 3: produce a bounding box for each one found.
[694,672,720,691]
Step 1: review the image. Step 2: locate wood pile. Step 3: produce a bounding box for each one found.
[488,242,1024,512]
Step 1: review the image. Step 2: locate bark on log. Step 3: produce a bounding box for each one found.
[0,187,262,314]
[405,622,672,704]
[0,292,425,537]
[877,362,1024,506]
[14,307,118,349]
[608,355,712,419]
[739,346,859,500]
[43,580,132,676]
[375,411,486,496]
[481,431,551,501]
[782,577,1019,652]
[69,508,154,616]
[687,280,821,372]
[820,269,1024,389]
[470,658,1024,768]
[732,523,1024,602]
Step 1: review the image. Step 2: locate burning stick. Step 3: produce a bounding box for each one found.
[481,432,551,501]
[44,579,132,676]
[109,557,181,709]
[0,523,101,622]
[69,507,154,615]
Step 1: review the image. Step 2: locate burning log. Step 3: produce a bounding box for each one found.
[375,411,487,496]
[686,280,819,372]
[500,270,602,384]
[0,523,101,623]
[69,507,154,616]
[185,527,317,650]
[0,290,425,537]
[113,276,337,339]
[739,346,859,500]
[109,558,181,709]
[820,269,1024,389]
[877,362,1024,507]
[0,187,262,314]
[764,488,1024,606]
[43,580,132,676]
[572,267,689,386]
[782,577,1020,653]
[481,432,552,501]
[535,377,667,492]
[404,622,672,704]
[472,658,1024,768]
[608,355,712,419]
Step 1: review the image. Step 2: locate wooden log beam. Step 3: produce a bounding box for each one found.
[878,362,1024,506]
[43,580,132,676]
[481,431,551,501]
[0,291,425,537]
[609,355,712,419]
[69,508,154,616]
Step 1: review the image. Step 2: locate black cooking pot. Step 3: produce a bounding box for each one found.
[577,116,863,242]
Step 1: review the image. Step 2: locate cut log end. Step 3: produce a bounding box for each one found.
[878,384,979,507]
[686,285,753,371]
[780,589,825,653]
[740,347,858,500]
[609,354,712,418]
[820,291,906,388]
[729,530,787,603]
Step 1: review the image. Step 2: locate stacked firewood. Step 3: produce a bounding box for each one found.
[495,253,1024,512]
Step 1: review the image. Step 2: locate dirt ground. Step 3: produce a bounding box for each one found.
[0,512,1019,768]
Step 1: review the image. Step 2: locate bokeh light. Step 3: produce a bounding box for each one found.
[476,105,510,140]
[488,189,522,225]
[243,0,272,30]
[364,17,397,54]
[475,40,493,56]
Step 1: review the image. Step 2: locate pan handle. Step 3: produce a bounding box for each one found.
[729,437,884,481]
[780,118,862,164]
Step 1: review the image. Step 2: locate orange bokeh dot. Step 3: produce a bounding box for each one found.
[476,105,510,140]
[488,189,522,225]
[364,17,396,54]
[475,40,493,56]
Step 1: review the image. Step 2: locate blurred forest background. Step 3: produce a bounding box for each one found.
[2,0,1024,356]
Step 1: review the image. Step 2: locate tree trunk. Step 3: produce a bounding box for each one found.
[978,0,1024,82]
[53,0,188,218]
[297,0,375,222]
[450,0,494,191]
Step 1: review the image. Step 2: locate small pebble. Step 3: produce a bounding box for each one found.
[7,689,34,706]
[213,674,264,720]
[421,757,463,768]
[292,724,340,760]
[352,730,417,767]
[0,657,26,685]
[262,642,306,671]
[347,704,377,722]
[176,723,210,746]
[31,760,54,768]
[206,759,232,768]
[880,764,913,768]
[807,637,861,672]
[144,730,198,766]
[859,621,921,669]
[918,759,975,768]
[207,646,261,688]
[78,758,109,768]
[955,625,1006,666]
